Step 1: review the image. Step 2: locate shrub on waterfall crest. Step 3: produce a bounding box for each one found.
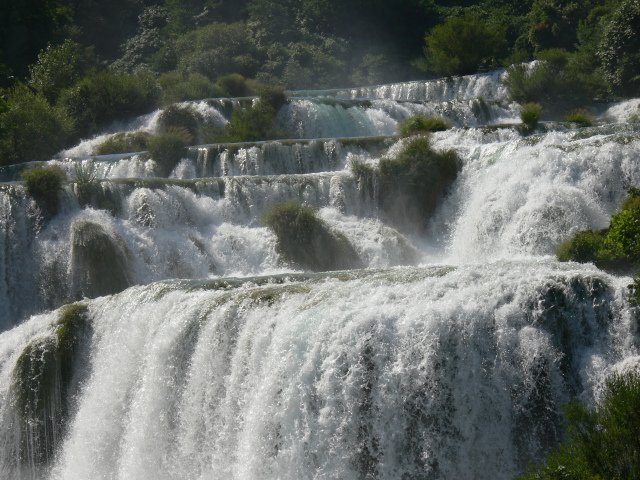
[520,103,542,132]
[147,128,192,176]
[398,115,451,137]
[518,370,640,480]
[21,165,67,216]
[95,131,152,155]
[378,137,459,231]
[566,109,593,127]
[262,200,362,272]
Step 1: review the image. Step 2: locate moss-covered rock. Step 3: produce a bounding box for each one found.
[94,131,151,155]
[70,219,131,299]
[10,303,90,464]
[263,200,362,272]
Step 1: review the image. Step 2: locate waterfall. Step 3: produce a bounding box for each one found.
[1,68,640,479]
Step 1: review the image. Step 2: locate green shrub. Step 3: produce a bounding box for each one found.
[557,187,640,273]
[518,371,640,480]
[157,104,202,140]
[0,85,74,165]
[223,103,290,143]
[28,39,85,104]
[94,131,151,155]
[262,200,362,272]
[597,0,640,97]
[566,109,594,127]
[398,115,451,136]
[256,84,288,111]
[504,49,607,111]
[217,73,252,97]
[59,70,159,138]
[520,102,542,131]
[159,72,225,104]
[147,130,190,176]
[378,137,459,230]
[10,303,89,463]
[556,229,607,264]
[21,165,67,216]
[421,13,507,77]
[73,160,99,206]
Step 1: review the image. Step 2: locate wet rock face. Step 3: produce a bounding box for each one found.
[70,219,131,299]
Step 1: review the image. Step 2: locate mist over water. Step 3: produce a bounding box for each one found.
[1,69,640,479]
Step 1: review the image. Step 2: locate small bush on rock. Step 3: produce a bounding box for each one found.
[147,129,191,176]
[398,115,451,136]
[262,200,362,272]
[21,165,67,216]
[566,109,593,127]
[157,104,203,140]
[378,137,459,231]
[520,102,542,132]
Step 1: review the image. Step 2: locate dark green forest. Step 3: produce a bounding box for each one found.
[1,0,639,165]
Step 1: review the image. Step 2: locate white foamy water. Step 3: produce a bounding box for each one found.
[1,70,640,479]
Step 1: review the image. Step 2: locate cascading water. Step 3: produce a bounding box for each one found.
[1,69,640,479]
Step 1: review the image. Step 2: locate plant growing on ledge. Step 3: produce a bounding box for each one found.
[398,115,451,137]
[520,102,542,132]
[262,200,362,272]
[21,165,67,216]
[147,128,192,177]
[566,109,593,127]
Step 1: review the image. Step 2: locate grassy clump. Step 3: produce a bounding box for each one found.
[10,303,89,463]
[70,219,130,298]
[519,371,640,480]
[262,200,362,272]
[147,129,192,176]
[557,187,640,273]
[21,165,67,216]
[377,137,459,230]
[520,102,542,132]
[73,160,100,207]
[566,109,594,127]
[157,104,203,140]
[94,131,151,155]
[398,115,451,137]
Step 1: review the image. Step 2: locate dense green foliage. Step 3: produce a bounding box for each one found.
[59,70,159,139]
[222,103,290,143]
[262,200,362,272]
[557,187,640,273]
[421,13,507,76]
[353,136,459,231]
[21,165,67,216]
[520,102,542,131]
[0,85,74,165]
[147,130,190,176]
[398,115,452,136]
[519,370,640,480]
[0,0,639,166]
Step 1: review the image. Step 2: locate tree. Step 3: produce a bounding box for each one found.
[421,13,507,77]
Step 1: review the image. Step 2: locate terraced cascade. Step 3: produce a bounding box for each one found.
[0,70,640,479]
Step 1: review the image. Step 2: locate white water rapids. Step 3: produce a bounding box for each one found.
[1,69,640,479]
